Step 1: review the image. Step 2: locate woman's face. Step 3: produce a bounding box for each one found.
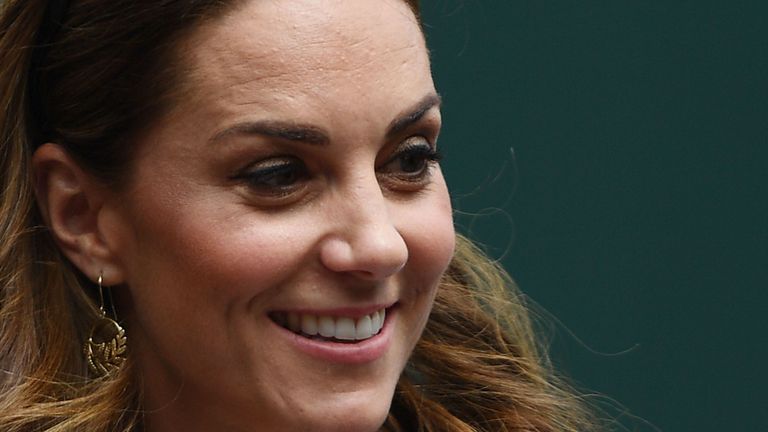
[102,0,454,430]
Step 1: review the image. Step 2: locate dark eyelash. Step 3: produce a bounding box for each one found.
[231,158,307,190]
[243,162,292,178]
[396,143,443,163]
[408,146,442,161]
[379,142,443,187]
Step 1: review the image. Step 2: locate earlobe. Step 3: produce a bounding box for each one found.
[32,143,125,284]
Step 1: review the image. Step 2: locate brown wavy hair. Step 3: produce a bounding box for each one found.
[0,0,597,430]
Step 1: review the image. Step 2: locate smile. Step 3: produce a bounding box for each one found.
[270,308,386,343]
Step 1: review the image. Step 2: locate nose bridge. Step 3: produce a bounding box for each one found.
[344,173,389,226]
[321,172,408,279]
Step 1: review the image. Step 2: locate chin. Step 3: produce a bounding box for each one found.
[283,383,395,432]
[307,413,390,432]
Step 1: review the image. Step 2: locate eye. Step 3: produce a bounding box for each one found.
[232,156,309,197]
[379,136,442,188]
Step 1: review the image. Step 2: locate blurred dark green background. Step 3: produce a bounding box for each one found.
[421,1,767,431]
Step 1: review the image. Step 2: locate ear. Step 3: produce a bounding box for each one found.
[32,143,125,285]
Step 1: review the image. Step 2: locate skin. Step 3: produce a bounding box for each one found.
[34,0,454,430]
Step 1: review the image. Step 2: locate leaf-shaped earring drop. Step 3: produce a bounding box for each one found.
[84,272,127,376]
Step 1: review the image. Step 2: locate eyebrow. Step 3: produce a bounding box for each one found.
[386,93,442,139]
[209,120,329,146]
[209,93,442,146]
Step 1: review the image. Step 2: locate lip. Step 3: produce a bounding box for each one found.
[271,303,393,319]
[270,304,396,364]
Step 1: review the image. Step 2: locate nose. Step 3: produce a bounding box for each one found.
[319,182,409,281]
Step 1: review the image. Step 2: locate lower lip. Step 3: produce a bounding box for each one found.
[272,308,395,364]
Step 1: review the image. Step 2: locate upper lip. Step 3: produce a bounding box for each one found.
[269,302,395,319]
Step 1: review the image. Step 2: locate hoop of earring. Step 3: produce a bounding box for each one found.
[83,272,127,376]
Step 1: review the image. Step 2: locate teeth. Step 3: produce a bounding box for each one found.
[287,312,301,332]
[355,315,373,340]
[335,317,356,340]
[301,314,318,335]
[276,308,387,342]
[318,316,335,338]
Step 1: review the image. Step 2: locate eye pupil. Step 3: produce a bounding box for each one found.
[377,139,441,188]
[236,159,307,193]
[267,168,297,186]
[400,153,426,173]
[259,165,304,188]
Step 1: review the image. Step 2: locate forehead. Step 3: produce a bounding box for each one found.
[178,0,432,127]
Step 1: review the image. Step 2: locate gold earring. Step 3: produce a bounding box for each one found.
[84,272,127,376]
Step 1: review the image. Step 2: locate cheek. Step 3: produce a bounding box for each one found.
[399,179,456,296]
[116,183,312,348]
[125,208,310,310]
[417,175,455,262]
[118,194,323,391]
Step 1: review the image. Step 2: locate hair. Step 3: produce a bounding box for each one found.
[0,1,597,430]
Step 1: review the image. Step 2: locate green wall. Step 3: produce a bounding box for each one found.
[421,1,767,430]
